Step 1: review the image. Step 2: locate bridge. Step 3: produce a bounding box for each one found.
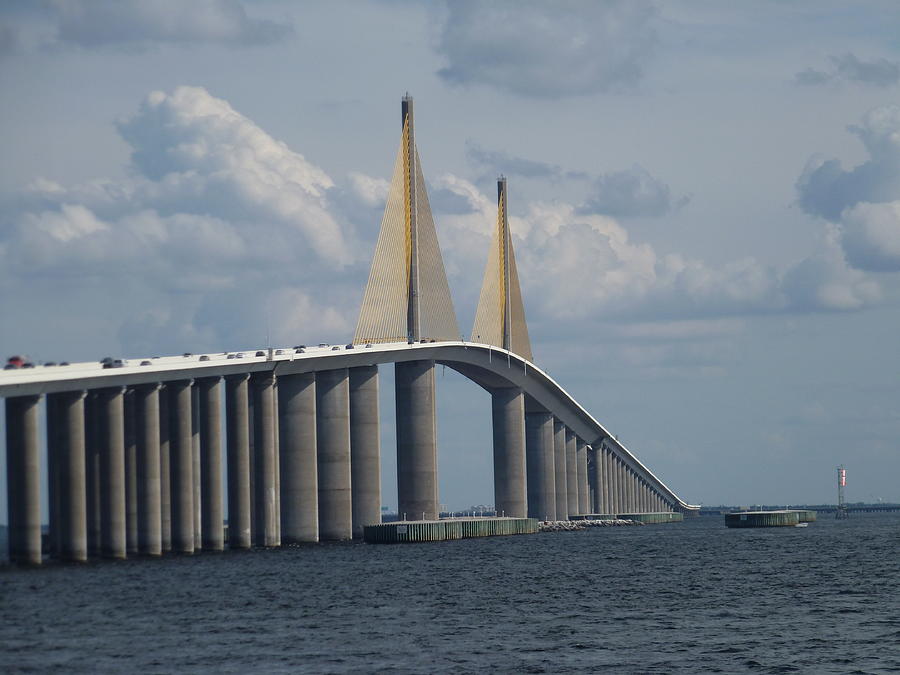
[1,96,698,565]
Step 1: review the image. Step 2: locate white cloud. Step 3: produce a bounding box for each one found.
[429,176,881,326]
[841,201,900,272]
[50,0,291,48]
[797,104,900,222]
[435,0,658,98]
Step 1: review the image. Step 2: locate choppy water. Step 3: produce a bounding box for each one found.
[1,513,899,674]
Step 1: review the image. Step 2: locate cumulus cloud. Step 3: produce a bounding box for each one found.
[579,164,689,218]
[428,176,879,326]
[797,105,900,221]
[50,0,291,48]
[0,86,360,357]
[435,0,658,98]
[795,53,900,88]
[841,201,900,272]
[797,105,900,273]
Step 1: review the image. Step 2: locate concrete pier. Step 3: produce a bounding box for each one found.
[53,391,87,561]
[395,361,438,521]
[133,383,161,556]
[45,394,60,557]
[97,387,126,559]
[553,419,568,520]
[123,390,138,554]
[168,380,194,554]
[85,393,101,557]
[191,385,201,549]
[225,374,252,549]
[158,386,171,553]
[565,429,578,517]
[251,373,278,547]
[491,388,527,518]
[576,439,589,516]
[198,377,223,551]
[317,368,353,540]
[5,395,41,564]
[525,411,555,521]
[350,366,381,538]
[277,372,318,543]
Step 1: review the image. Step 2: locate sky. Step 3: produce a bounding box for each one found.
[1,0,899,513]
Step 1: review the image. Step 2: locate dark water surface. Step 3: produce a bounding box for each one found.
[2,513,899,673]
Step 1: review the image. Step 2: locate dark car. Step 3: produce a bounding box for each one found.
[331,346,340,350]
[275,349,283,355]
[199,355,210,361]
[183,353,192,357]
[294,347,305,354]
[293,345,306,350]
[255,350,265,357]
[44,362,56,367]
[345,343,354,349]
[365,343,373,348]
[140,360,152,366]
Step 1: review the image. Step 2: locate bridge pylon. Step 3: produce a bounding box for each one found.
[354,95,459,344]
[471,177,533,361]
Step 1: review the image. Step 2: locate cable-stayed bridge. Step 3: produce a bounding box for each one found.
[1,96,698,565]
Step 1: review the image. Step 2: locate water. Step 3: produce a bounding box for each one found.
[2,513,898,673]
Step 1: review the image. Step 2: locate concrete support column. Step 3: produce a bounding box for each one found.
[278,372,317,544]
[395,360,438,521]
[609,453,619,514]
[600,443,615,513]
[589,446,600,513]
[191,385,201,549]
[317,368,352,539]
[628,469,637,513]
[97,387,126,559]
[85,393,101,556]
[491,388,526,518]
[45,394,60,558]
[51,391,87,562]
[133,384,161,556]
[225,374,252,549]
[565,429,578,517]
[350,366,381,538]
[158,386,171,553]
[124,390,138,555]
[251,372,278,547]
[197,377,223,551]
[576,439,589,516]
[6,395,42,565]
[553,419,568,520]
[168,379,194,554]
[525,411,555,521]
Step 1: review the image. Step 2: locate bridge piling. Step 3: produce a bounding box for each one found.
[158,385,172,553]
[317,368,353,540]
[577,439,589,516]
[168,379,194,554]
[350,366,381,538]
[5,394,42,565]
[124,390,138,554]
[198,377,223,551]
[251,373,278,547]
[525,411,555,520]
[491,388,527,518]
[553,419,568,520]
[565,429,578,517]
[134,383,161,556]
[191,385,201,550]
[97,386,126,559]
[396,361,439,521]
[278,372,318,543]
[56,390,87,561]
[225,374,252,549]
